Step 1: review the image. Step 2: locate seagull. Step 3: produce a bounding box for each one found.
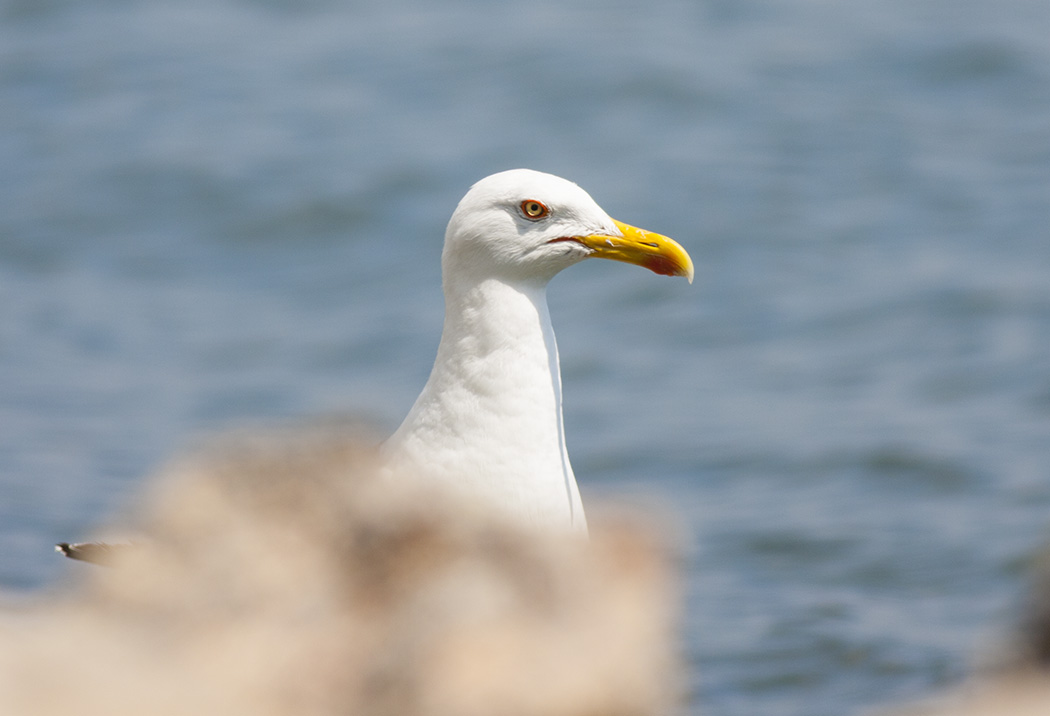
[381,169,693,534]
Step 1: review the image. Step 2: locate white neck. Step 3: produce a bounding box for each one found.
[383,277,586,532]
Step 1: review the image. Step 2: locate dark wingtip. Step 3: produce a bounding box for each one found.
[55,541,128,566]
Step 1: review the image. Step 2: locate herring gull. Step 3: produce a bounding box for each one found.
[381,169,693,534]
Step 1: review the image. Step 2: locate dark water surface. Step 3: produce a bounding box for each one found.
[3,1,1050,714]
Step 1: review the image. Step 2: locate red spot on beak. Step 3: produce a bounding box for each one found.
[644,255,681,277]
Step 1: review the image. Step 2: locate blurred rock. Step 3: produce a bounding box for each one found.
[0,424,680,716]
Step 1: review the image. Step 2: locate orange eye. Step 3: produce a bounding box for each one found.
[520,199,549,219]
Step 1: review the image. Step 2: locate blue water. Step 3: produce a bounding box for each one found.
[3,0,1050,713]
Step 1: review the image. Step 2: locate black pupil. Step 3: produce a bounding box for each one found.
[528,203,541,215]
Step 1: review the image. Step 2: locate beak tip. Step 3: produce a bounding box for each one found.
[678,255,695,284]
[594,219,695,284]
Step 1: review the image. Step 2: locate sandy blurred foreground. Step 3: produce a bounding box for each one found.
[0,425,679,716]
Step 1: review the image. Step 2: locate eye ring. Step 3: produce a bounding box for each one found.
[520,199,549,220]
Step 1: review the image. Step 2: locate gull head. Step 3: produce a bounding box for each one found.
[442,169,694,288]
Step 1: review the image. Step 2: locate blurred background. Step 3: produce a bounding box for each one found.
[2,0,1049,714]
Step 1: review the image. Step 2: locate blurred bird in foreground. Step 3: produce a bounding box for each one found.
[8,423,680,716]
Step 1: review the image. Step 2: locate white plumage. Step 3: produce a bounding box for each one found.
[381,169,693,533]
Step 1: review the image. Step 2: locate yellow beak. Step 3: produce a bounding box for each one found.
[575,220,694,283]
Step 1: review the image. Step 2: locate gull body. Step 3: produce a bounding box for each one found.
[381,169,692,533]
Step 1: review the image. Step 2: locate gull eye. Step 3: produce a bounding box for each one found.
[520,199,549,220]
